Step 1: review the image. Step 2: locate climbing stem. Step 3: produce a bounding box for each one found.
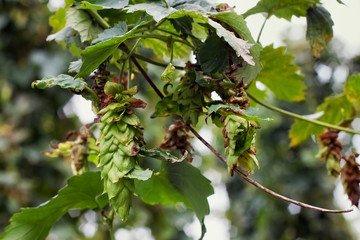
[247,92,360,135]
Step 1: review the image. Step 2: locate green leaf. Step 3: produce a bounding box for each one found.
[198,34,228,73]
[32,74,86,91]
[0,172,103,240]
[92,21,127,44]
[79,0,129,10]
[243,0,319,21]
[65,7,102,42]
[207,104,271,122]
[68,59,83,73]
[212,12,256,43]
[232,43,262,83]
[255,44,306,101]
[289,95,355,146]
[306,6,334,58]
[135,171,187,205]
[166,161,214,221]
[152,96,179,117]
[344,74,360,105]
[126,165,153,181]
[78,35,130,77]
[208,19,254,66]
[161,63,176,83]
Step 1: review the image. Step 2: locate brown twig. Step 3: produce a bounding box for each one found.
[132,58,354,214]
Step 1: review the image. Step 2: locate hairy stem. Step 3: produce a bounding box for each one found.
[247,92,360,135]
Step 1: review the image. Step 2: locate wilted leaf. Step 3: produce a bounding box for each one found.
[255,44,306,101]
[140,146,187,163]
[306,6,334,58]
[289,95,355,146]
[208,19,254,66]
[344,74,360,105]
[243,0,319,21]
[32,74,86,91]
[0,172,103,240]
[212,12,255,43]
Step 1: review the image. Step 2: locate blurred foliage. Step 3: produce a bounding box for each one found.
[0,0,80,234]
[0,0,359,240]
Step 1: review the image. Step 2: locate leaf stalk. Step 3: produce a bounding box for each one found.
[247,92,360,135]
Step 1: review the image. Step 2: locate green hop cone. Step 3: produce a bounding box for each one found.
[98,83,145,221]
[223,115,259,175]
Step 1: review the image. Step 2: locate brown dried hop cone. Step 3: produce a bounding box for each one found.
[160,120,194,162]
[317,129,342,177]
[341,152,360,207]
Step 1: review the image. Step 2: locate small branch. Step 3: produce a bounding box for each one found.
[130,56,165,99]
[257,17,268,43]
[132,53,185,70]
[188,125,353,214]
[247,92,360,136]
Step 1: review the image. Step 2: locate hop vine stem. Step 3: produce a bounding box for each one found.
[89,8,353,214]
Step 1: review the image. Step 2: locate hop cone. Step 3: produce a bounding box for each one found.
[223,115,259,175]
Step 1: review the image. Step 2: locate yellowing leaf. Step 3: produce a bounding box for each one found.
[255,44,305,101]
[306,6,334,58]
[344,74,360,105]
[289,95,355,146]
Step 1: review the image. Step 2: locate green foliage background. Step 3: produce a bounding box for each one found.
[0,0,359,239]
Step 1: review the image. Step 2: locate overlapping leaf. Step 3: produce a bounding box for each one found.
[243,0,319,21]
[0,172,103,240]
[306,6,334,58]
[254,44,306,101]
[208,19,254,66]
[65,7,102,42]
[289,95,355,146]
